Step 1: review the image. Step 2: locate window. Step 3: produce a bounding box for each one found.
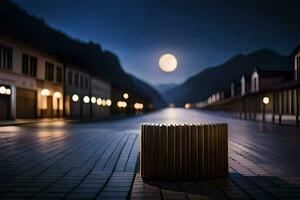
[0,44,13,70]
[85,77,88,89]
[29,56,37,76]
[45,62,54,81]
[22,54,37,76]
[68,71,73,85]
[56,67,62,83]
[75,73,79,86]
[22,54,28,74]
[80,75,84,89]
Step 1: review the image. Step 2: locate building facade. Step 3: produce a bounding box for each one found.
[0,35,64,120]
[64,64,91,119]
[250,68,293,93]
[294,49,300,80]
[90,76,111,119]
[240,74,250,96]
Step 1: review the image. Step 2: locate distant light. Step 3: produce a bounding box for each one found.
[134,103,144,110]
[117,101,127,108]
[106,99,112,106]
[41,89,50,96]
[123,93,129,99]
[263,97,269,105]
[134,103,139,109]
[83,96,90,103]
[185,103,191,109]
[72,94,79,102]
[97,98,102,105]
[117,101,122,108]
[0,86,5,94]
[5,88,11,95]
[91,96,96,104]
[53,91,62,98]
[101,99,107,106]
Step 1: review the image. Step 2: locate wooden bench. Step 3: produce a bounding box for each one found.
[141,123,228,180]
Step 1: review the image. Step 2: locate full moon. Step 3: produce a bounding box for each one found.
[159,54,177,72]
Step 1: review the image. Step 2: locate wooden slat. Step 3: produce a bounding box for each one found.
[141,123,228,180]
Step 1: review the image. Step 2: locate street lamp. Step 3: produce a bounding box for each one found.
[123,93,129,99]
[72,94,79,102]
[5,88,11,95]
[106,99,112,106]
[101,99,107,106]
[263,97,269,105]
[0,86,5,94]
[262,96,269,122]
[184,103,191,109]
[117,101,127,108]
[53,92,62,98]
[83,96,90,104]
[96,98,102,106]
[41,89,50,96]
[91,96,96,104]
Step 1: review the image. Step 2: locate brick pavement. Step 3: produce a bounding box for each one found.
[0,109,300,199]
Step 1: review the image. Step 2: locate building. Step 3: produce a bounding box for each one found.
[90,76,111,119]
[64,65,112,119]
[230,81,241,98]
[0,34,64,120]
[37,56,64,118]
[250,68,293,93]
[64,64,91,119]
[294,47,300,80]
[207,90,225,105]
[240,74,251,96]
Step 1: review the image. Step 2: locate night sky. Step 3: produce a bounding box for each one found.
[11,0,300,85]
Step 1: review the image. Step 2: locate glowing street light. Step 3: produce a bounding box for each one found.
[117,101,127,108]
[134,103,144,110]
[263,97,269,105]
[41,89,50,96]
[97,98,102,105]
[0,86,5,94]
[101,99,107,106]
[91,96,96,104]
[83,96,90,104]
[5,88,11,95]
[262,96,269,123]
[106,99,112,106]
[184,103,191,109]
[123,93,129,99]
[53,91,62,98]
[72,94,79,102]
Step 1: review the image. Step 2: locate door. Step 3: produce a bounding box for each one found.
[0,94,10,120]
[16,88,37,118]
[46,96,53,117]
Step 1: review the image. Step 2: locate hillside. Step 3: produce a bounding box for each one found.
[154,83,177,94]
[163,49,293,105]
[0,0,165,108]
[129,76,167,109]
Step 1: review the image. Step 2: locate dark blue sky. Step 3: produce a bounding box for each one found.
[12,0,300,85]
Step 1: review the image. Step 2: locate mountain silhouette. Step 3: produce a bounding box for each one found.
[0,0,165,108]
[163,49,293,105]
